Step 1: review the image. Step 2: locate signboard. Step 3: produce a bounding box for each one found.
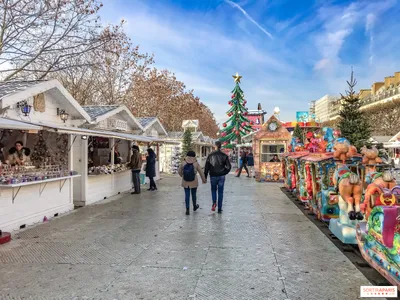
[296,111,309,122]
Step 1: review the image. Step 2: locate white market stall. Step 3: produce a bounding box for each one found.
[161,120,215,173]
[0,80,91,232]
[136,117,169,178]
[72,105,154,206]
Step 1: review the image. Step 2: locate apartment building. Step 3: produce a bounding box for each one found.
[314,95,340,122]
[329,71,400,120]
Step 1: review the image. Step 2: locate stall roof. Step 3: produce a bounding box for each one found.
[137,117,168,136]
[282,151,310,159]
[0,117,42,131]
[82,105,143,131]
[369,136,392,144]
[0,80,91,121]
[300,152,334,162]
[389,131,400,143]
[8,119,152,142]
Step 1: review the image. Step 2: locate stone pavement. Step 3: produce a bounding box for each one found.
[0,175,375,300]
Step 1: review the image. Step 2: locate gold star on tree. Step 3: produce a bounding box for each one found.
[232,72,242,83]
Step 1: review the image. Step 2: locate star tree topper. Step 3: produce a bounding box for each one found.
[232,72,242,83]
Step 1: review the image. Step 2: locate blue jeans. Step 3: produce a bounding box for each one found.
[184,188,197,209]
[211,176,225,210]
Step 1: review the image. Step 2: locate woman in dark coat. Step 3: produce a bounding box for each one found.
[146,148,157,191]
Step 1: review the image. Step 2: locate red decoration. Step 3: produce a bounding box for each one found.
[241,122,246,127]
[223,123,227,128]
[244,112,248,116]
[228,101,232,105]
[231,94,235,99]
[221,132,226,137]
[235,130,240,135]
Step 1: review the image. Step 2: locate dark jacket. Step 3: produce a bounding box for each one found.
[247,153,254,166]
[145,152,157,178]
[0,143,4,163]
[8,147,31,165]
[128,149,142,171]
[241,152,248,164]
[109,151,122,164]
[204,150,231,178]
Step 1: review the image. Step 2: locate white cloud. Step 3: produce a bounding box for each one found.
[99,0,400,124]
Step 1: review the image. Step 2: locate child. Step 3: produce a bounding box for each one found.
[178,151,206,215]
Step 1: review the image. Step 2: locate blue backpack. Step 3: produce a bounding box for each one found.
[183,163,196,181]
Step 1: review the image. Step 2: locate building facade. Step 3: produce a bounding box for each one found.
[247,103,267,131]
[329,71,400,121]
[314,95,340,123]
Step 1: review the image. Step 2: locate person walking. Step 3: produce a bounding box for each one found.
[204,141,231,213]
[145,148,157,191]
[236,149,250,177]
[178,151,206,215]
[128,145,142,194]
[247,149,255,178]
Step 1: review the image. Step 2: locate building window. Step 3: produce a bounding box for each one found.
[261,144,285,162]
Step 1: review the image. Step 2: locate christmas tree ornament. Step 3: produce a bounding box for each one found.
[231,94,235,99]
[223,123,227,128]
[232,72,242,83]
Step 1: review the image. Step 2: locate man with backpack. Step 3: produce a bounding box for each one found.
[178,151,206,215]
[204,141,232,213]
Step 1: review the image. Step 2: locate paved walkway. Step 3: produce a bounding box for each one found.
[0,175,374,300]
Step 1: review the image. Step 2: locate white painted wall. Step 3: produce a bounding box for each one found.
[0,180,74,232]
[2,90,86,127]
[85,170,131,206]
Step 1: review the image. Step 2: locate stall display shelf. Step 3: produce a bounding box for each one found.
[0,175,81,203]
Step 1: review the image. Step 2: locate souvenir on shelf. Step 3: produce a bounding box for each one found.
[0,164,77,185]
[88,164,128,176]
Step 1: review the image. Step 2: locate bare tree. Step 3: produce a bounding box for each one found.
[0,0,120,81]
[56,24,154,106]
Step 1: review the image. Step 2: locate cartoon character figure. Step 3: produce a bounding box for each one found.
[290,137,304,152]
[333,140,363,220]
[324,128,335,152]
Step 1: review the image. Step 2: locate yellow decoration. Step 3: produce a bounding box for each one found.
[33,93,45,112]
[232,72,242,83]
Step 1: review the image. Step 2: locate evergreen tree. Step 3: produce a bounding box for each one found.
[170,146,181,174]
[293,123,303,143]
[181,129,193,158]
[338,71,371,150]
[219,73,253,146]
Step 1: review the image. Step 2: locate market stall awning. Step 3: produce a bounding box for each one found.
[147,137,180,144]
[8,119,153,143]
[0,117,42,131]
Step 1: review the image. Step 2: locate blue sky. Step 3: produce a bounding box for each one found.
[100,0,400,124]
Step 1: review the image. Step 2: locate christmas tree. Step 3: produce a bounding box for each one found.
[219,73,253,146]
[170,146,181,174]
[293,123,303,143]
[338,71,371,150]
[181,129,193,158]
